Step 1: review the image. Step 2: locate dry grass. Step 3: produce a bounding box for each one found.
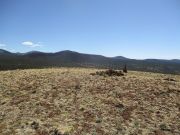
[0,68,180,135]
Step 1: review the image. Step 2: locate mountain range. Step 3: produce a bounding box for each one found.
[0,49,180,74]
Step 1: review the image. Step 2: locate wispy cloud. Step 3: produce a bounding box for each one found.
[0,43,6,47]
[0,43,7,50]
[22,41,42,48]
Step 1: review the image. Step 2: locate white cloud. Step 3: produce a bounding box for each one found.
[0,43,6,47]
[22,41,42,48]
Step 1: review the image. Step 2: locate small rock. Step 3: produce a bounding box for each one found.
[96,118,102,123]
[49,129,62,135]
[164,78,176,82]
[159,124,171,131]
[31,121,39,130]
[32,90,36,94]
[75,84,80,90]
[1,101,6,105]
[115,103,124,109]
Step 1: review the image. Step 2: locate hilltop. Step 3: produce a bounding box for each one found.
[0,68,179,135]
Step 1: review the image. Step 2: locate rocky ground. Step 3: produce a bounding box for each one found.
[0,68,179,135]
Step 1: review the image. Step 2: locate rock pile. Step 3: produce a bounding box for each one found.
[90,69,124,76]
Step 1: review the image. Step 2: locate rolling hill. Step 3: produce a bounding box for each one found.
[0,49,180,74]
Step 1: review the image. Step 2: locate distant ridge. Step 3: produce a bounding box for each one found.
[112,56,129,60]
[0,49,180,74]
[171,59,180,63]
[0,49,11,54]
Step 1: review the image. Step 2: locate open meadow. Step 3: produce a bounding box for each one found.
[0,68,180,135]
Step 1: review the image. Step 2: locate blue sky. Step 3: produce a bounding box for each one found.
[0,0,180,59]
